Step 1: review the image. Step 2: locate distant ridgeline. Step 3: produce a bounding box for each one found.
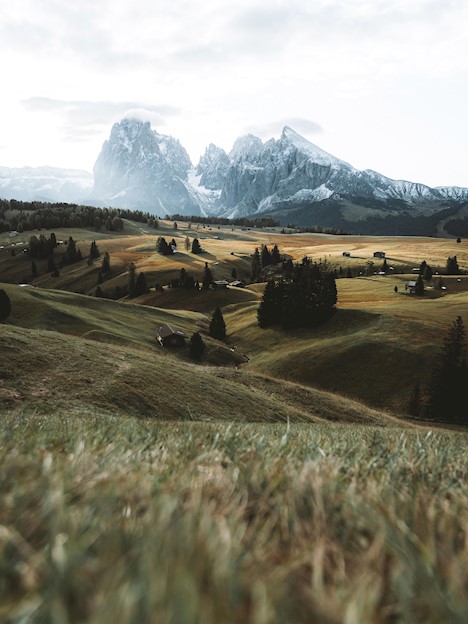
[0,199,152,233]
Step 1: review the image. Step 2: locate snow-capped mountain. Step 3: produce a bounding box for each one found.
[93,118,205,215]
[89,120,468,224]
[0,166,93,203]
[3,119,467,234]
[195,144,230,191]
[194,126,468,219]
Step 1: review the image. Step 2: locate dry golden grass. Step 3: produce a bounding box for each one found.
[2,222,467,417]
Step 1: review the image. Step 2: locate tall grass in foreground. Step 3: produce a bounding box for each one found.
[0,413,467,623]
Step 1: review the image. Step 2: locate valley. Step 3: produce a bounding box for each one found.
[2,217,468,623]
[1,218,467,418]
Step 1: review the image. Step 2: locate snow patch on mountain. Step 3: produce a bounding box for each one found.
[280,126,351,169]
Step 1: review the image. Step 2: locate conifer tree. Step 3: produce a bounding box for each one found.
[251,248,262,281]
[189,331,206,361]
[426,316,467,423]
[185,236,190,251]
[89,240,100,259]
[415,274,425,296]
[271,244,282,264]
[202,262,213,289]
[0,289,11,321]
[423,264,433,281]
[446,256,460,274]
[209,306,227,341]
[179,268,187,288]
[31,260,38,277]
[191,238,202,254]
[128,262,136,297]
[261,245,272,268]
[102,252,110,273]
[134,272,149,296]
[257,280,282,328]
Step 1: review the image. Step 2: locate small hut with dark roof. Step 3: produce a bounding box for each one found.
[156,324,187,347]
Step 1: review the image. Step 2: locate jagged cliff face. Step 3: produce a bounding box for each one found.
[195,144,230,191]
[92,119,201,215]
[90,119,468,228]
[199,127,468,218]
[3,119,467,233]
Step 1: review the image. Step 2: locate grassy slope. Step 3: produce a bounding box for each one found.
[2,223,468,416]
[1,284,402,425]
[0,415,467,623]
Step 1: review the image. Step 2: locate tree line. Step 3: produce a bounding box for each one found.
[0,199,154,233]
[168,214,280,228]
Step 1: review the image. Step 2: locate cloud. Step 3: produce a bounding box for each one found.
[21,98,181,142]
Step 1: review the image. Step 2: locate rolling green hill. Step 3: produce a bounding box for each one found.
[1,283,405,426]
[2,224,467,420]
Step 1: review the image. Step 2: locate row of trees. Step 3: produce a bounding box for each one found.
[156,236,206,256]
[251,244,282,281]
[168,214,280,228]
[0,200,137,233]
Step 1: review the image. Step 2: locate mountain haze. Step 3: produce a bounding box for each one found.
[2,118,468,234]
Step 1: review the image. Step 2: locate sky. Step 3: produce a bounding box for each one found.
[1,0,468,187]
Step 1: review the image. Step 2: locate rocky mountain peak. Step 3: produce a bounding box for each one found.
[229,134,264,162]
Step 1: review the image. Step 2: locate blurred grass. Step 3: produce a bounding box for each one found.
[0,414,467,623]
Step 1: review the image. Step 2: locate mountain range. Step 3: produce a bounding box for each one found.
[2,118,468,234]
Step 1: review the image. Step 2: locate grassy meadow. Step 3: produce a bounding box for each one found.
[1,219,468,622]
[1,219,468,415]
[0,414,467,623]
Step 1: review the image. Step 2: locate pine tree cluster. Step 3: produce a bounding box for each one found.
[169,268,197,289]
[446,256,460,274]
[156,237,175,255]
[257,258,337,329]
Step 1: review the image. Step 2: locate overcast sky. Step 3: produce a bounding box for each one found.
[1,0,467,187]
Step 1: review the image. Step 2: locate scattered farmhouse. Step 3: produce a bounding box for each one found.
[212,280,229,289]
[8,231,18,238]
[373,251,386,258]
[230,280,246,288]
[156,324,187,347]
[405,280,417,293]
